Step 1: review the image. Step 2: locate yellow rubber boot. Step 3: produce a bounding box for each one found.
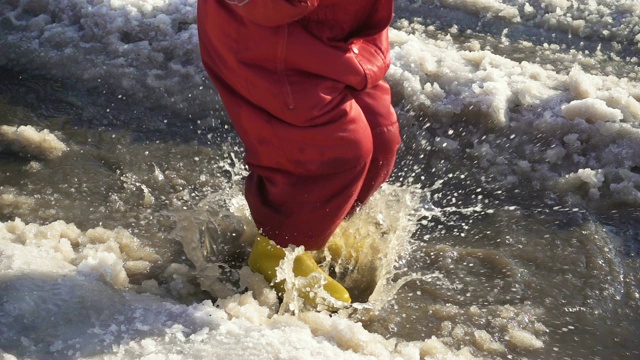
[248,234,351,304]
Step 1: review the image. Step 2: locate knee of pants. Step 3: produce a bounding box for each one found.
[321,98,376,173]
[342,120,375,172]
[262,98,375,177]
[371,122,401,162]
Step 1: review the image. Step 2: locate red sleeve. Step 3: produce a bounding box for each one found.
[348,32,391,90]
[224,0,319,27]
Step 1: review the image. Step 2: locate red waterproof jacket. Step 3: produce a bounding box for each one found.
[199,0,399,250]
[200,0,393,105]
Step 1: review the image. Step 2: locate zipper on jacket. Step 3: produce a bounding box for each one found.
[277,24,295,110]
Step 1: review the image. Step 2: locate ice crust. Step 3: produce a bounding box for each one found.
[0,125,68,159]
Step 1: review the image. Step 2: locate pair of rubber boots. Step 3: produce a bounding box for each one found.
[248,234,351,304]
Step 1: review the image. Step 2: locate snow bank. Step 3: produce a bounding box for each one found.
[388,23,640,209]
[396,0,640,46]
[0,0,213,118]
[0,209,477,359]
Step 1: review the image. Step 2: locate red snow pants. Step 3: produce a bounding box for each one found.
[198,0,400,250]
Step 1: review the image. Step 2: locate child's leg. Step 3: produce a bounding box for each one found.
[214,80,374,251]
[350,81,401,208]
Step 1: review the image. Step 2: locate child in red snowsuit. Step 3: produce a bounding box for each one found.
[198,0,400,303]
